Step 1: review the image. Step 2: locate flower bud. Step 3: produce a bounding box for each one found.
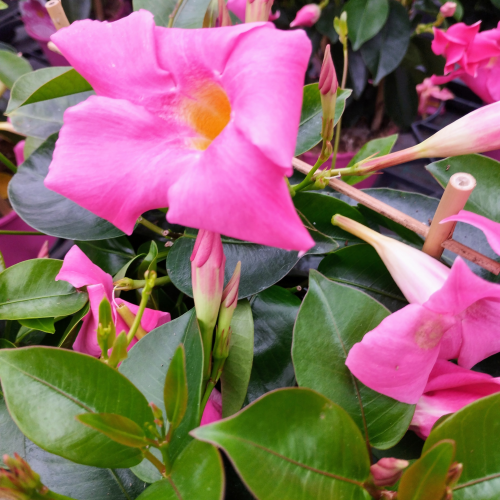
[36,240,49,259]
[290,3,321,27]
[440,1,456,17]
[446,462,463,487]
[0,453,48,500]
[370,458,409,487]
[334,11,348,44]
[245,0,274,22]
[332,214,451,304]
[319,45,338,142]
[97,296,116,358]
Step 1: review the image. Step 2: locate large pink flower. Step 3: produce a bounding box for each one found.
[56,246,170,357]
[411,360,500,438]
[44,11,313,252]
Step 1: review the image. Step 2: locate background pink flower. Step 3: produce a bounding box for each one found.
[290,4,321,28]
[416,78,454,116]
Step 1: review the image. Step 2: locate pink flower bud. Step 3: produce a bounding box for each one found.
[440,2,456,18]
[319,44,338,141]
[370,458,409,487]
[290,3,321,27]
[36,240,50,259]
[245,0,275,22]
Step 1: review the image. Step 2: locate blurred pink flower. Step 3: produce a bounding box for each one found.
[56,246,170,357]
[200,389,223,425]
[45,11,312,251]
[290,4,321,27]
[227,0,279,21]
[19,0,56,42]
[416,78,454,116]
[411,360,500,438]
[439,1,457,18]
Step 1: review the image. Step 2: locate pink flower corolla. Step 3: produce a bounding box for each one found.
[332,215,500,405]
[226,0,279,22]
[44,11,313,252]
[290,4,321,28]
[439,1,457,17]
[56,246,170,357]
[200,388,223,426]
[411,360,500,438]
[19,0,56,42]
[416,78,454,117]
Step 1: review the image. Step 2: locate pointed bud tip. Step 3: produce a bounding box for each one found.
[319,45,338,96]
[222,261,241,307]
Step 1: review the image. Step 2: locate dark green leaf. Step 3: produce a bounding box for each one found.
[0,50,32,89]
[424,393,500,499]
[58,302,90,348]
[221,300,254,417]
[164,344,188,429]
[398,440,455,500]
[360,0,410,85]
[136,440,224,500]
[6,67,93,114]
[0,339,16,349]
[318,244,407,311]
[18,317,55,334]
[167,231,299,299]
[137,240,158,279]
[293,270,414,449]
[61,0,92,21]
[193,388,371,500]
[8,135,124,240]
[76,413,149,448]
[246,286,300,404]
[294,192,366,255]
[345,0,389,51]
[384,65,418,128]
[295,85,352,156]
[77,237,135,276]
[348,48,369,99]
[0,259,88,320]
[134,0,177,26]
[0,347,154,468]
[120,309,203,481]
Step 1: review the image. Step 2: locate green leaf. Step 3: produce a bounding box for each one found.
[345,0,389,51]
[76,237,135,276]
[295,86,352,156]
[294,192,366,255]
[8,135,124,240]
[360,0,410,85]
[398,440,455,500]
[120,309,203,481]
[137,240,158,279]
[193,388,371,500]
[246,286,300,404]
[344,135,398,186]
[6,67,93,114]
[61,0,92,21]
[0,50,32,89]
[136,440,224,500]
[172,0,213,28]
[18,317,56,334]
[134,0,177,26]
[318,244,407,311]
[424,393,500,499]
[293,270,414,449]
[58,302,90,348]
[384,65,418,128]
[0,259,88,320]
[164,344,188,429]
[167,231,299,299]
[76,413,149,448]
[221,300,254,417]
[0,339,16,349]
[23,136,44,159]
[0,347,154,468]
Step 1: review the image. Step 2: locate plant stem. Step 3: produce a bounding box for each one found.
[291,142,329,194]
[93,0,104,20]
[0,230,44,235]
[167,0,184,27]
[143,449,166,476]
[126,272,157,345]
[137,217,167,237]
[0,152,17,174]
[114,275,171,291]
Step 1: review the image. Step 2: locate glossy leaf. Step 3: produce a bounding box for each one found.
[193,388,371,500]
[0,347,154,468]
[295,86,352,156]
[221,300,254,417]
[8,135,124,240]
[0,259,88,320]
[318,245,407,311]
[77,237,135,276]
[136,440,224,500]
[167,231,299,299]
[6,67,93,114]
[134,0,177,26]
[76,413,149,448]
[360,0,411,85]
[246,286,300,404]
[424,393,500,499]
[0,50,32,89]
[120,309,203,481]
[18,317,56,334]
[294,192,366,255]
[345,0,389,51]
[58,302,90,348]
[164,344,188,429]
[293,270,414,449]
[398,440,455,500]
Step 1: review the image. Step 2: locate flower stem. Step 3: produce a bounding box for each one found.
[143,449,167,477]
[137,217,167,237]
[0,230,44,235]
[126,271,157,345]
[114,275,171,291]
[0,152,17,174]
[290,142,330,194]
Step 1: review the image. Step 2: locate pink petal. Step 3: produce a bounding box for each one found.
[346,304,455,404]
[14,141,25,166]
[227,0,246,21]
[200,389,223,426]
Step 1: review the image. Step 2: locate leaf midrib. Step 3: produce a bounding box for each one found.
[0,290,79,308]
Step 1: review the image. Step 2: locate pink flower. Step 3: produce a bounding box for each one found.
[44,11,313,252]
[440,1,456,17]
[290,4,321,28]
[442,210,500,255]
[19,0,56,42]
[227,0,279,21]
[200,389,223,426]
[13,141,25,166]
[411,360,500,438]
[416,78,454,117]
[370,458,409,487]
[56,246,170,357]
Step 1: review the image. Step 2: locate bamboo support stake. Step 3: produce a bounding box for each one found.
[45,0,70,30]
[422,173,476,259]
[292,157,500,275]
